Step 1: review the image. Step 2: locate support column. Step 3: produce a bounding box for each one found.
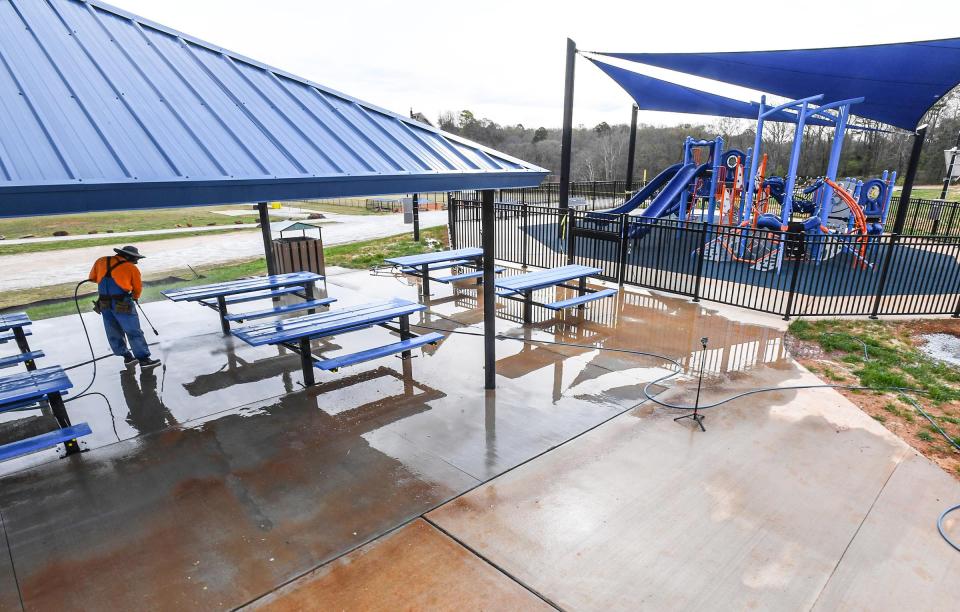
[258,202,277,276]
[941,130,960,200]
[558,38,577,220]
[482,189,496,390]
[891,125,928,235]
[625,104,638,189]
[412,193,421,241]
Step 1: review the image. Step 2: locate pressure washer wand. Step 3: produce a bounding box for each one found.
[135,300,159,336]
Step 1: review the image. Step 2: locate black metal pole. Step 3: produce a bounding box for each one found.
[625,104,638,189]
[891,125,927,235]
[258,202,277,276]
[481,189,496,390]
[941,131,960,200]
[412,193,421,241]
[558,38,577,222]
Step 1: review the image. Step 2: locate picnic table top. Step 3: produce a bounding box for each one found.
[0,312,31,332]
[385,248,483,268]
[495,265,603,295]
[0,366,72,407]
[233,298,424,347]
[161,272,322,302]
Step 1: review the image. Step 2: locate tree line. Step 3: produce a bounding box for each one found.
[435,90,960,185]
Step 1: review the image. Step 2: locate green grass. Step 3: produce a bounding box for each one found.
[325,226,449,269]
[14,259,269,321]
[788,319,960,404]
[0,206,264,239]
[894,187,959,202]
[0,228,253,256]
[918,431,934,442]
[1,226,450,320]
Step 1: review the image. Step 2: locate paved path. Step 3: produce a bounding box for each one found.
[0,223,260,245]
[0,210,447,291]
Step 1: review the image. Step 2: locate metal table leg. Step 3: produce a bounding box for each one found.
[48,392,81,456]
[523,291,533,324]
[12,326,36,371]
[216,295,230,334]
[420,264,431,299]
[299,336,315,386]
[400,314,412,359]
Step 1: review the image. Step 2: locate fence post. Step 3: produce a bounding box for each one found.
[566,209,577,265]
[782,245,802,321]
[616,214,629,285]
[869,233,899,319]
[448,197,458,249]
[521,201,529,268]
[691,223,708,302]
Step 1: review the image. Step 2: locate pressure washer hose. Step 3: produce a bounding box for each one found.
[410,322,960,552]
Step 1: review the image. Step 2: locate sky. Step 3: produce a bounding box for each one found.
[112,0,957,130]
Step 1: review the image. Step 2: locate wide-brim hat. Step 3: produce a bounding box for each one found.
[114,245,145,260]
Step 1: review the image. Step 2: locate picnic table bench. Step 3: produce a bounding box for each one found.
[386,248,504,298]
[0,312,38,371]
[495,265,617,323]
[233,298,442,386]
[0,366,89,461]
[162,271,327,333]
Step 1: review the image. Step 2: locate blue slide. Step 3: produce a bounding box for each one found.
[589,162,684,217]
[628,162,710,238]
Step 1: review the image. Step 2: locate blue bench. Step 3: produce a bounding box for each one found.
[0,312,31,332]
[386,248,491,298]
[0,327,31,344]
[435,266,506,284]
[495,265,616,323]
[0,423,92,462]
[0,366,88,459]
[162,271,324,333]
[233,298,440,383]
[0,350,45,370]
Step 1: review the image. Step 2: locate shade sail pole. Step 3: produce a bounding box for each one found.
[559,38,576,252]
[481,189,496,390]
[941,130,960,200]
[625,104,638,188]
[258,202,277,275]
[891,125,928,234]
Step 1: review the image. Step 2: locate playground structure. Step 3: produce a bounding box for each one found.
[587,94,899,274]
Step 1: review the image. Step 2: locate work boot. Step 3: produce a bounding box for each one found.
[138,357,162,371]
[123,353,137,367]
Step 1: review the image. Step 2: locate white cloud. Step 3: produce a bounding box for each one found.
[112,0,957,128]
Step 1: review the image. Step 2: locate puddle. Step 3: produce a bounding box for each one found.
[919,333,960,367]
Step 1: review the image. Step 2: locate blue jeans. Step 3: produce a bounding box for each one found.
[102,302,150,360]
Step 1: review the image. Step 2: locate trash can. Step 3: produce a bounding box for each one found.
[270,221,326,276]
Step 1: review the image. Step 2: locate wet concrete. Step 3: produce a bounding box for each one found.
[0,267,800,609]
[0,517,19,612]
[427,361,956,611]
[247,519,550,611]
[811,454,960,610]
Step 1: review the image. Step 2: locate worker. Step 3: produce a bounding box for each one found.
[88,246,161,370]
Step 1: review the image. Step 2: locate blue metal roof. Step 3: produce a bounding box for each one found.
[599,38,960,131]
[0,0,547,217]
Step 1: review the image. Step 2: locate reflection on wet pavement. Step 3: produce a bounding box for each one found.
[0,267,796,608]
[248,519,551,611]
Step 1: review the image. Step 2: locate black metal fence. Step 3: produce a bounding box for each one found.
[455,181,960,237]
[450,197,960,319]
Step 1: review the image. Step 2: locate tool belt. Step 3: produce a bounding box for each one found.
[93,295,133,315]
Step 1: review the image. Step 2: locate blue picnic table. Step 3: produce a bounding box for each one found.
[0,366,90,460]
[495,264,617,323]
[386,247,502,298]
[233,298,442,385]
[0,312,40,371]
[162,271,327,333]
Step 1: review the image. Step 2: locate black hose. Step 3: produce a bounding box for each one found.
[66,280,99,402]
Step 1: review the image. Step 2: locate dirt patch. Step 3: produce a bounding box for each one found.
[789,319,960,481]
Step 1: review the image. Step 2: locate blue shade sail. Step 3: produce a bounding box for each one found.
[599,38,960,131]
[0,0,546,217]
[589,59,838,127]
